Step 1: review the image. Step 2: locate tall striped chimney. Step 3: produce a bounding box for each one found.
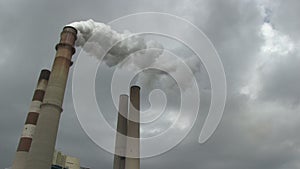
[11,69,50,169]
[113,95,129,169]
[125,86,140,169]
[24,26,77,169]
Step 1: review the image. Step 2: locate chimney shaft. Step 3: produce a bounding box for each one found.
[125,86,140,169]
[24,26,77,169]
[11,69,50,169]
[113,95,129,169]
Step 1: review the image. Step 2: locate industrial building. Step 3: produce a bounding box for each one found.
[52,150,81,169]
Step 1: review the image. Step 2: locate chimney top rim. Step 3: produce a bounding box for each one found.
[130,85,141,90]
[63,26,78,34]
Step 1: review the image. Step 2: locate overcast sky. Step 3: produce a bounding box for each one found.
[1,0,300,169]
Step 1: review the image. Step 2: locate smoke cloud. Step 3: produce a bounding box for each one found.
[68,19,163,67]
[68,19,206,91]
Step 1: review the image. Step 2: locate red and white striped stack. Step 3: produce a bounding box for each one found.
[11,69,50,169]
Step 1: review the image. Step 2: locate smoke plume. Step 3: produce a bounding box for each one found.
[68,19,163,67]
[68,19,207,91]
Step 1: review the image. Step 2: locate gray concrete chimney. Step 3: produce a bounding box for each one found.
[125,86,140,169]
[24,26,77,169]
[113,95,129,169]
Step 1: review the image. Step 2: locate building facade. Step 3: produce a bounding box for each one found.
[52,150,81,169]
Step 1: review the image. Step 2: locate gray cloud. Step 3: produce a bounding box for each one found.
[1,0,299,169]
[258,51,300,106]
[270,0,300,41]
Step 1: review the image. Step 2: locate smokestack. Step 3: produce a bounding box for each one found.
[24,26,77,169]
[113,95,129,169]
[125,86,140,169]
[11,69,50,169]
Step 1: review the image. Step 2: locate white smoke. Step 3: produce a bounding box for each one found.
[68,19,163,67]
[68,19,207,91]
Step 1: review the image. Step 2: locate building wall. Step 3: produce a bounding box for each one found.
[52,150,80,169]
[65,156,80,169]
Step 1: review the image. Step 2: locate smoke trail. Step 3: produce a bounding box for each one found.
[68,19,163,67]
[68,19,207,91]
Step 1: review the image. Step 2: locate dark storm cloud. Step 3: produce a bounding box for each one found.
[1,0,299,169]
